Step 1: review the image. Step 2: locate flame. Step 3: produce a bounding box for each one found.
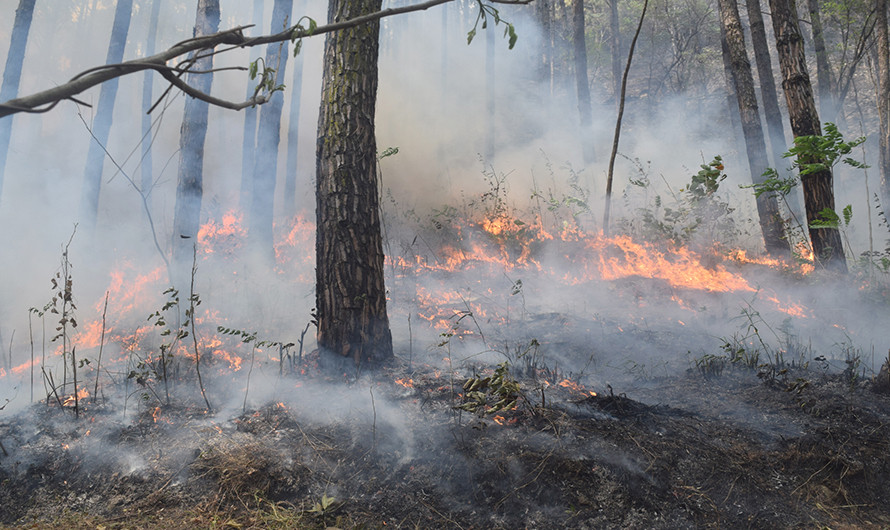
[492,415,505,425]
[198,210,246,255]
[557,379,596,397]
[151,406,162,423]
[62,387,89,407]
[395,378,414,388]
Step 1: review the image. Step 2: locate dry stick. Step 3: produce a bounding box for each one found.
[93,291,109,402]
[71,346,79,418]
[243,344,256,413]
[602,0,650,236]
[369,387,377,445]
[190,245,212,412]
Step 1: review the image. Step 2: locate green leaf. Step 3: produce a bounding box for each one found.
[467,27,476,45]
[842,204,853,226]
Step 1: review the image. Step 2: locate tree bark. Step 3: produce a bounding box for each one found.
[283,0,307,220]
[141,0,162,207]
[769,0,847,271]
[248,0,292,261]
[79,0,134,232]
[171,0,220,272]
[573,0,595,163]
[877,0,890,212]
[806,0,836,120]
[719,27,746,166]
[744,0,787,167]
[0,0,36,202]
[316,0,393,366]
[239,0,264,210]
[718,0,788,255]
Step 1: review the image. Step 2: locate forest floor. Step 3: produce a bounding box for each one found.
[2,343,890,529]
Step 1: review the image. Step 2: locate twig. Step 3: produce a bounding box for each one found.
[190,245,212,413]
[93,291,109,402]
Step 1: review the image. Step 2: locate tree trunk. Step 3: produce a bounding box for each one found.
[316,0,393,367]
[283,0,306,220]
[239,0,265,210]
[79,0,133,232]
[171,0,220,272]
[744,0,787,167]
[573,0,595,163]
[0,0,36,202]
[248,0,292,261]
[769,0,847,271]
[140,0,162,206]
[719,28,746,167]
[610,0,621,98]
[718,0,788,255]
[806,0,836,120]
[877,0,890,212]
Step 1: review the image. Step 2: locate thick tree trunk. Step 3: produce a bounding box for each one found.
[0,0,36,202]
[239,0,265,210]
[877,0,890,211]
[171,0,220,272]
[806,0,836,120]
[316,0,393,366]
[718,0,788,255]
[248,0,292,260]
[79,0,133,231]
[283,0,306,220]
[573,0,595,163]
[140,0,162,206]
[744,0,787,166]
[609,0,621,97]
[769,0,847,271]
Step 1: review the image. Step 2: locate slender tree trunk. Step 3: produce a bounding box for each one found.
[0,0,36,202]
[877,0,890,212]
[718,0,787,255]
[283,0,306,220]
[316,0,393,367]
[536,0,554,96]
[140,0,162,206]
[719,28,746,166]
[769,0,847,271]
[171,0,220,273]
[79,0,133,231]
[745,0,787,167]
[573,0,595,163]
[485,19,496,162]
[239,0,265,210]
[248,0,292,260]
[609,0,621,98]
[807,0,836,120]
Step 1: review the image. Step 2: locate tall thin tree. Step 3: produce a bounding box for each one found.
[316,0,393,366]
[140,0,162,206]
[248,0,292,260]
[0,0,36,202]
[573,0,595,163]
[744,0,787,168]
[79,0,134,231]
[769,0,847,271]
[877,0,890,211]
[171,0,220,271]
[718,0,787,255]
[283,0,307,220]
[239,0,264,210]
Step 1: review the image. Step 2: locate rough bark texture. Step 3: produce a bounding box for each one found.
[0,0,36,201]
[248,0,292,260]
[573,0,595,163]
[877,0,890,212]
[79,0,133,231]
[719,28,745,164]
[141,0,162,205]
[239,0,265,210]
[171,0,220,271]
[744,0,787,166]
[769,0,847,271]
[806,0,836,120]
[283,0,306,220]
[718,0,787,255]
[316,0,393,366]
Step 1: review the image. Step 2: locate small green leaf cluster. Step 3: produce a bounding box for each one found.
[456,362,521,415]
[467,1,518,49]
[217,326,294,350]
[289,16,317,56]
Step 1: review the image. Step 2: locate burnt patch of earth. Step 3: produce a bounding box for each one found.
[2,364,890,529]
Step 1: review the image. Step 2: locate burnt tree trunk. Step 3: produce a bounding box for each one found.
[745,0,788,167]
[283,0,306,220]
[239,0,264,210]
[806,0,836,120]
[248,0,292,260]
[79,0,133,231]
[171,0,220,271]
[769,0,847,271]
[140,0,162,207]
[0,0,36,202]
[718,0,788,255]
[573,0,595,163]
[316,0,393,366]
[877,0,890,211]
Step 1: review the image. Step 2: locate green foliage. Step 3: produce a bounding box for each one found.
[216,326,294,350]
[468,1,518,49]
[289,16,317,56]
[685,155,726,199]
[785,123,867,176]
[248,57,285,102]
[456,362,522,415]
